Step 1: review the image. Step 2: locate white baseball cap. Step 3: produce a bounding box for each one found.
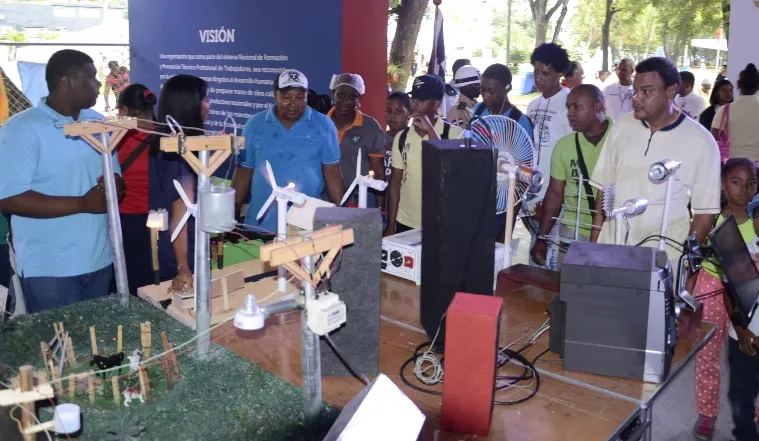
[276,69,308,90]
[453,65,481,88]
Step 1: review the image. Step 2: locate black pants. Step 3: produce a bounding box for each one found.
[396,222,414,234]
[729,337,759,441]
[120,213,155,294]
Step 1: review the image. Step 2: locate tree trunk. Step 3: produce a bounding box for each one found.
[389,0,430,92]
[551,0,570,43]
[600,0,616,71]
[529,0,564,47]
[644,21,655,58]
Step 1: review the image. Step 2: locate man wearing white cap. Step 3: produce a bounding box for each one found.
[232,69,345,233]
[445,65,481,127]
[327,73,386,208]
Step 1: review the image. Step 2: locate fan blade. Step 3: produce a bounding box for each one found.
[170,212,191,242]
[355,148,362,179]
[256,193,276,220]
[265,160,277,189]
[173,179,192,208]
[340,179,359,206]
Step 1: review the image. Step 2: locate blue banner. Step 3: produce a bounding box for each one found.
[128,0,342,134]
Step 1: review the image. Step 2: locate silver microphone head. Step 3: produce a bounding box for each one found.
[648,160,682,184]
[622,197,648,217]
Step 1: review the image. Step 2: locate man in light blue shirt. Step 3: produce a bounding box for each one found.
[232,69,344,234]
[0,49,123,313]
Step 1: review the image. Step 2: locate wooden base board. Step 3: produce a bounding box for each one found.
[136,260,299,330]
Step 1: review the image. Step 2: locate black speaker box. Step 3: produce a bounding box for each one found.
[420,139,497,344]
[314,207,383,377]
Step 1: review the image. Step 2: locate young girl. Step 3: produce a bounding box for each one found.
[115,84,158,293]
[726,192,759,441]
[382,92,410,215]
[693,158,758,441]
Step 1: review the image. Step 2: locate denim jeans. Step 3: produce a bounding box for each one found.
[21,264,113,313]
[728,337,759,441]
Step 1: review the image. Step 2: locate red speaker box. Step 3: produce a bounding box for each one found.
[441,292,503,436]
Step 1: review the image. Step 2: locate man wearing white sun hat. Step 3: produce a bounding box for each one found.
[445,65,481,127]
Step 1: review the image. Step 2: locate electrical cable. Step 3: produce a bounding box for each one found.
[323,334,370,386]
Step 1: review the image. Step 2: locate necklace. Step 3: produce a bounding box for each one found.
[534,97,552,167]
[618,85,632,107]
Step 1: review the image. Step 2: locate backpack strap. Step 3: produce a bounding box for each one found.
[398,127,410,156]
[442,121,451,139]
[120,134,156,174]
[574,133,597,212]
[507,106,524,122]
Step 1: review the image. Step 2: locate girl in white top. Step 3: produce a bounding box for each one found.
[712,63,759,161]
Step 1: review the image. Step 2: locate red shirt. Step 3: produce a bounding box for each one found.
[117,130,150,214]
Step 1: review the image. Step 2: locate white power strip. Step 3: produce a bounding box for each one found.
[381,229,519,287]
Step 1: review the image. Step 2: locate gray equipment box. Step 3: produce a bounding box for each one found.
[559,242,678,383]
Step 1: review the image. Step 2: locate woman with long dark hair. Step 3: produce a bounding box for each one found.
[116,83,158,293]
[712,64,759,162]
[699,78,733,131]
[151,74,210,294]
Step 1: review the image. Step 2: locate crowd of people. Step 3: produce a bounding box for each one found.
[1,44,759,440]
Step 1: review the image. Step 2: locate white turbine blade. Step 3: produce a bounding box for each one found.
[173,179,192,208]
[355,148,362,178]
[171,212,191,242]
[265,160,277,189]
[341,179,359,206]
[257,193,276,220]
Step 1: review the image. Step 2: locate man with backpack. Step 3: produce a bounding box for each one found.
[385,74,463,236]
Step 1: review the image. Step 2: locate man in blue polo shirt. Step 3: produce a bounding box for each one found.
[0,49,123,313]
[232,69,344,233]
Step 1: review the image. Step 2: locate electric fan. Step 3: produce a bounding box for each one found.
[468,115,540,215]
[466,115,543,268]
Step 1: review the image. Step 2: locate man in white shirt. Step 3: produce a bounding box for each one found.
[445,65,480,127]
[675,71,707,119]
[603,58,635,120]
[593,70,610,90]
[591,57,720,272]
[525,43,574,267]
[441,59,471,117]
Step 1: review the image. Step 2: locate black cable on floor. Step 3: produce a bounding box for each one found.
[324,334,370,386]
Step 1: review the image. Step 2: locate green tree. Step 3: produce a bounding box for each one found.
[527,0,572,46]
[389,0,431,91]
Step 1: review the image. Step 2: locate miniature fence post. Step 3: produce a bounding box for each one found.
[221,276,230,311]
[141,321,151,359]
[168,342,179,376]
[138,366,150,401]
[111,376,120,406]
[40,342,50,376]
[88,374,95,404]
[68,376,76,399]
[160,331,174,388]
[48,360,59,394]
[90,326,98,355]
[65,336,76,365]
[117,324,123,353]
[19,365,34,441]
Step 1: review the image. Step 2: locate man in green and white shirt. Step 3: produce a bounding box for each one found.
[531,85,612,269]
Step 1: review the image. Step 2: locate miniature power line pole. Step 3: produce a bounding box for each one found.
[160,132,243,358]
[64,119,139,307]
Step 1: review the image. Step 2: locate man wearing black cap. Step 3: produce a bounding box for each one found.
[385,74,463,236]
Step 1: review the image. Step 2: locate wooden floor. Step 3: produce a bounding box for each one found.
[211,272,669,441]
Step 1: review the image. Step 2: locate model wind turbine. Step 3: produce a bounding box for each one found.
[171,181,197,242]
[340,148,388,208]
[257,160,307,292]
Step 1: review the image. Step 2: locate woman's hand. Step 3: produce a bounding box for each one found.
[168,265,193,294]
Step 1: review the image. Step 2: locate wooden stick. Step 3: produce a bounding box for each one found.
[40,342,50,376]
[19,365,34,441]
[89,326,98,355]
[68,376,76,399]
[138,366,150,401]
[58,322,64,337]
[111,376,120,406]
[141,321,152,359]
[48,360,59,394]
[221,276,229,312]
[161,354,173,389]
[65,336,75,365]
[117,325,123,353]
[88,374,95,404]
[167,342,180,376]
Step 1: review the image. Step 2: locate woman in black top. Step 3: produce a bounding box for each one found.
[699,78,733,131]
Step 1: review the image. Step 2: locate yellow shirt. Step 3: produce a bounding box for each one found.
[591,112,721,269]
[703,214,756,279]
[391,118,463,228]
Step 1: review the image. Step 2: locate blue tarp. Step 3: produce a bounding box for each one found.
[17,61,48,106]
[521,72,535,94]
